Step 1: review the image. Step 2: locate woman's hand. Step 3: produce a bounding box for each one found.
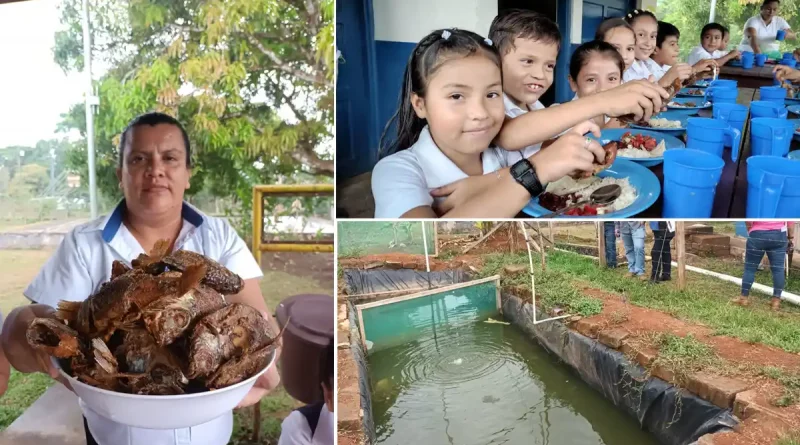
[1,305,62,380]
[774,65,800,82]
[431,172,503,216]
[528,122,605,184]
[598,80,669,122]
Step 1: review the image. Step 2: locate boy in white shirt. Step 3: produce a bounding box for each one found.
[278,341,334,445]
[654,21,719,81]
[688,23,740,66]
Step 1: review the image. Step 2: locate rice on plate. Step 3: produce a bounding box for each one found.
[544,175,637,214]
[648,118,682,129]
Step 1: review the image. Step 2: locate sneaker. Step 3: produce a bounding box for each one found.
[731,296,750,307]
[660,276,671,282]
[771,297,781,311]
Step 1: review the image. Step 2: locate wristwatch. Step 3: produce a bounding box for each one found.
[510,158,544,198]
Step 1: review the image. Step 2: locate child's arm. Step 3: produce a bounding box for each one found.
[715,49,741,66]
[658,63,692,89]
[495,81,669,150]
[692,59,718,77]
[746,27,761,53]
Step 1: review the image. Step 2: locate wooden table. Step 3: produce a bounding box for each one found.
[719,65,776,88]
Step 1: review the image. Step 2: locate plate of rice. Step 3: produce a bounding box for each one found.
[676,87,707,97]
[522,159,660,218]
[591,128,685,167]
[627,111,690,135]
[667,98,712,110]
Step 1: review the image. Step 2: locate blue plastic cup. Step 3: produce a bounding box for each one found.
[686,117,742,161]
[710,79,737,89]
[746,156,800,217]
[742,52,755,68]
[783,51,794,59]
[713,103,748,134]
[756,54,768,66]
[788,151,800,160]
[750,101,788,119]
[750,118,795,157]
[707,86,738,104]
[760,86,788,104]
[663,149,725,218]
[778,30,787,41]
[783,60,797,68]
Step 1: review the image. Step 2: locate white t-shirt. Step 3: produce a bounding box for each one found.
[649,61,670,81]
[24,201,263,445]
[371,126,508,218]
[278,407,334,445]
[623,59,661,82]
[502,93,545,164]
[687,46,726,66]
[739,15,790,54]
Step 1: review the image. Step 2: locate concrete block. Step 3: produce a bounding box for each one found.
[598,328,630,349]
[686,372,750,409]
[574,319,600,338]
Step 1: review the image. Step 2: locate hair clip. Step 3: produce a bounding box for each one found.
[442,30,452,40]
[484,38,493,46]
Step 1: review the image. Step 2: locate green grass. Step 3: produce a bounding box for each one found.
[762,367,800,408]
[687,255,800,295]
[777,432,800,445]
[337,221,436,257]
[0,371,54,430]
[652,333,721,380]
[477,250,800,353]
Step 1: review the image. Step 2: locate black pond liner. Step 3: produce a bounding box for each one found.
[501,293,738,445]
[347,298,377,444]
[342,268,467,297]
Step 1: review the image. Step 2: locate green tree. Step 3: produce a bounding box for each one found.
[659,0,800,59]
[54,0,334,232]
[8,164,49,198]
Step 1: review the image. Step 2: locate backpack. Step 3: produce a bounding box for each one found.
[297,402,325,438]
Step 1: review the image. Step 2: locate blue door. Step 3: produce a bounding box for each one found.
[336,0,379,180]
[582,0,629,43]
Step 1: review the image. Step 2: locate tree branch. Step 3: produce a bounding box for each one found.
[245,117,333,176]
[243,34,331,87]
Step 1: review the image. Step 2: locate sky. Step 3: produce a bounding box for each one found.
[0,0,87,148]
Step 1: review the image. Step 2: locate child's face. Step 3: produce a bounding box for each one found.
[569,55,622,98]
[721,32,730,48]
[632,16,658,61]
[702,30,722,52]
[501,37,559,106]
[654,36,680,66]
[411,55,505,156]
[605,27,636,71]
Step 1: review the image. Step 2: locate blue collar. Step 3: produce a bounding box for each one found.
[101,200,205,243]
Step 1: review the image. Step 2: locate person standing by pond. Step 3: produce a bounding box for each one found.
[604,222,617,268]
[649,221,675,283]
[732,221,795,311]
[739,0,795,56]
[616,221,646,280]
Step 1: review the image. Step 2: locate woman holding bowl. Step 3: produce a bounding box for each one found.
[739,0,795,55]
[0,112,281,445]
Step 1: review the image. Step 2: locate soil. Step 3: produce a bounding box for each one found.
[337,328,365,445]
[339,228,800,445]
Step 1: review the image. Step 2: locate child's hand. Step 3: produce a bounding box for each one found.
[692,59,718,76]
[731,49,742,60]
[431,173,502,215]
[774,65,800,82]
[669,63,693,81]
[529,128,606,184]
[599,81,669,122]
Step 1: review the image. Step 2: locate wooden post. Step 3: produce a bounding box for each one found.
[508,223,517,254]
[597,222,607,267]
[537,222,546,271]
[548,221,555,245]
[676,221,686,290]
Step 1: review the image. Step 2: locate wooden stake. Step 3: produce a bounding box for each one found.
[462,222,507,254]
[677,221,686,290]
[537,222,546,271]
[548,221,555,245]
[597,222,607,268]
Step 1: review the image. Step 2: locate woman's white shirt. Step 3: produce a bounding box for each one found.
[371,126,508,218]
[739,15,790,54]
[24,201,263,445]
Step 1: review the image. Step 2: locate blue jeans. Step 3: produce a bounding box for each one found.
[742,230,787,298]
[604,222,617,268]
[621,225,646,275]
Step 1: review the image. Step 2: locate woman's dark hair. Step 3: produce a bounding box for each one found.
[762,0,780,9]
[118,112,192,168]
[489,9,562,55]
[624,9,658,26]
[701,23,726,39]
[657,21,680,48]
[379,29,501,157]
[595,18,634,41]
[569,40,625,80]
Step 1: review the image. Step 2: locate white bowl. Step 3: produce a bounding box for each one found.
[52,349,275,429]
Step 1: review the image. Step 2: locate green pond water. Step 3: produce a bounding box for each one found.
[367,319,660,445]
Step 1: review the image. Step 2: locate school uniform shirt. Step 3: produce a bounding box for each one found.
[24,201,264,445]
[649,61,670,81]
[502,94,545,164]
[570,94,611,124]
[739,15,790,54]
[687,46,726,66]
[623,59,661,82]
[277,407,334,445]
[371,126,508,218]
